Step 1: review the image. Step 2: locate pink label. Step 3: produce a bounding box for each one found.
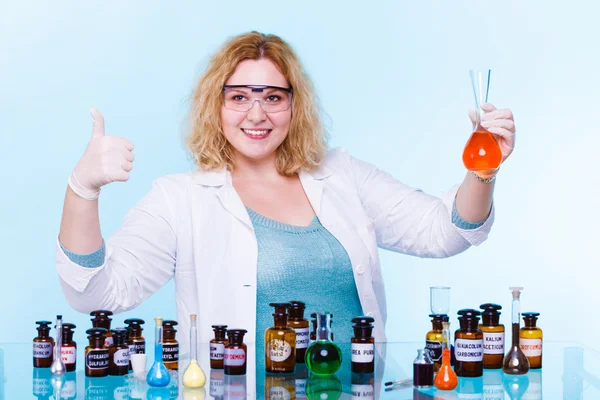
[61,346,77,364]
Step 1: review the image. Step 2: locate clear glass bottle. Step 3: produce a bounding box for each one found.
[479,303,505,369]
[434,321,458,390]
[60,323,77,372]
[90,310,114,347]
[287,301,310,364]
[33,321,54,368]
[183,314,206,388]
[210,325,228,370]
[305,313,342,375]
[146,317,171,387]
[265,302,296,373]
[520,312,543,369]
[413,348,434,388]
[162,320,179,370]
[502,287,530,375]
[425,314,447,372]
[454,309,484,377]
[108,328,129,376]
[351,316,375,373]
[85,328,109,377]
[224,329,248,376]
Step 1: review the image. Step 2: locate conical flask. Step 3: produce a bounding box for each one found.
[462,69,502,174]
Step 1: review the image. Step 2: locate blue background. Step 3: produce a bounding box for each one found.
[1,0,598,350]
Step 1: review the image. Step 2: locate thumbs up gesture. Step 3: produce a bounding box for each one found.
[68,109,135,200]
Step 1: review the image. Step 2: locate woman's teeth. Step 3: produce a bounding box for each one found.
[243,129,270,136]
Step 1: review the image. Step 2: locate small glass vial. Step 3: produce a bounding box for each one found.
[305,313,342,375]
[479,303,505,369]
[210,325,228,370]
[124,318,145,371]
[61,323,77,372]
[425,314,447,372]
[287,301,310,364]
[265,302,296,374]
[108,328,129,376]
[90,310,114,347]
[162,320,179,370]
[33,321,54,368]
[520,312,543,369]
[351,316,375,373]
[413,348,434,388]
[454,309,484,377]
[224,329,248,376]
[85,328,109,377]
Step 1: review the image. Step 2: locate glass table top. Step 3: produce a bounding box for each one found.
[1,341,598,399]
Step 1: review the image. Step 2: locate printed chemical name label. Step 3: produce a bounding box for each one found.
[351,343,374,363]
[268,339,292,362]
[426,340,442,361]
[455,339,483,362]
[520,338,542,357]
[224,349,246,366]
[482,332,505,354]
[211,343,225,360]
[113,349,129,366]
[61,346,77,364]
[162,344,179,361]
[133,342,145,354]
[295,328,310,349]
[33,342,53,358]
[86,350,109,369]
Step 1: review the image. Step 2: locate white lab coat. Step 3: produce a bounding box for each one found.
[56,147,493,387]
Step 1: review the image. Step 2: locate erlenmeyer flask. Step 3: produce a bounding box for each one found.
[462,69,502,174]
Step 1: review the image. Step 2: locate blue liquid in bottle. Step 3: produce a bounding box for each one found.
[147,319,171,387]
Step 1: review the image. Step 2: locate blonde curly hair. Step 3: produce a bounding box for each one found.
[185,31,328,176]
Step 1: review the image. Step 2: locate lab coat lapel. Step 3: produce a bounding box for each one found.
[299,165,334,217]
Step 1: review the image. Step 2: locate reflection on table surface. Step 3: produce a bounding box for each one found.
[1,341,599,399]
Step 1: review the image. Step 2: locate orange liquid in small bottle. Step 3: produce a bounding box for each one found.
[462,130,502,173]
[434,349,458,390]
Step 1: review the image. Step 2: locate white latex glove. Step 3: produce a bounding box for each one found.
[468,103,516,163]
[68,109,134,200]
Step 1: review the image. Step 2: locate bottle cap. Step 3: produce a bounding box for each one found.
[479,303,502,325]
[110,328,128,345]
[90,310,113,318]
[269,302,291,316]
[457,309,481,318]
[124,318,145,327]
[522,312,540,327]
[35,321,52,336]
[226,329,247,345]
[163,320,178,331]
[351,316,375,326]
[212,325,228,331]
[288,301,306,319]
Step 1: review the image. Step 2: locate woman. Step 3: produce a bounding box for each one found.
[57,32,515,357]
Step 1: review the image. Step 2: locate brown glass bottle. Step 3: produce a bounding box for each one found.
[85,328,109,377]
[33,321,54,368]
[479,303,505,369]
[265,303,296,374]
[520,312,543,369]
[425,314,447,372]
[224,329,248,376]
[90,310,114,347]
[351,316,375,373]
[162,320,179,370]
[61,323,77,372]
[210,325,228,370]
[287,301,310,364]
[454,309,484,377]
[108,328,129,376]
[124,318,145,371]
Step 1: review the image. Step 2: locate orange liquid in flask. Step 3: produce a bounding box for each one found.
[462,130,502,173]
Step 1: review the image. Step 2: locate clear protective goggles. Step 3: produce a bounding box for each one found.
[222,85,293,113]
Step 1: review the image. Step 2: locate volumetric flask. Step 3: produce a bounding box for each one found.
[430,287,450,315]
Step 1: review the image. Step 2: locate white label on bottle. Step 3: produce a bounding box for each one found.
[426,340,442,361]
[224,348,246,366]
[455,338,483,362]
[33,342,53,358]
[113,348,129,366]
[61,346,77,364]
[210,343,225,360]
[269,386,293,400]
[295,328,310,349]
[520,338,542,357]
[483,332,505,355]
[104,335,114,347]
[351,343,375,363]
[351,384,375,398]
[268,339,293,362]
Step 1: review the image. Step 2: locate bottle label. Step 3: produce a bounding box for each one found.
[224,348,246,366]
[425,340,442,361]
[351,343,375,363]
[455,338,483,362]
[268,339,293,362]
[294,327,310,349]
[86,349,109,369]
[33,342,53,358]
[210,343,225,360]
[520,338,542,357]
[351,384,375,398]
[104,336,114,347]
[61,346,77,364]
[113,348,129,366]
[133,341,145,354]
[163,343,179,362]
[482,332,505,355]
